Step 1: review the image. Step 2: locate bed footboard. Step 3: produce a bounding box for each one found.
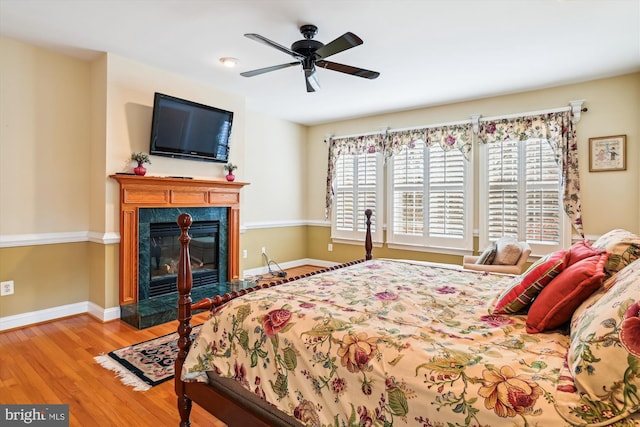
[175,210,373,426]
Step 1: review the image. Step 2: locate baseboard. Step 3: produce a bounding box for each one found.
[88,302,121,322]
[2,259,338,330]
[0,301,120,331]
[243,258,337,278]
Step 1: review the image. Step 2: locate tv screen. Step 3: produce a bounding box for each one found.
[149,92,233,163]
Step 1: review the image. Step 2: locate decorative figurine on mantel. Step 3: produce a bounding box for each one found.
[131,152,151,176]
[224,163,237,181]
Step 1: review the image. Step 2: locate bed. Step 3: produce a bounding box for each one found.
[174,211,640,427]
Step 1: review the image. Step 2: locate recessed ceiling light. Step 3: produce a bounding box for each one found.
[219,57,238,68]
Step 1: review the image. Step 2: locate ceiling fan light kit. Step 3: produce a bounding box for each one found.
[241,24,379,92]
[219,57,238,67]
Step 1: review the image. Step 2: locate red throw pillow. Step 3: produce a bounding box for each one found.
[566,240,605,266]
[492,249,569,314]
[526,253,609,333]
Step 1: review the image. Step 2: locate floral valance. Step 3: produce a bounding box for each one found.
[328,133,386,157]
[387,123,473,160]
[478,111,584,237]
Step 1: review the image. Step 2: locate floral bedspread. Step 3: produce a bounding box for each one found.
[182,259,576,426]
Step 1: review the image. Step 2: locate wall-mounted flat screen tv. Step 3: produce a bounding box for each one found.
[149,92,233,163]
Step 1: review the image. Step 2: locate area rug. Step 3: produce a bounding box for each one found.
[94,325,201,391]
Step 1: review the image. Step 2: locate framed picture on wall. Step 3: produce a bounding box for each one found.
[589,135,626,172]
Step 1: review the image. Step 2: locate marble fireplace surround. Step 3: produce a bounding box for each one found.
[111,175,248,306]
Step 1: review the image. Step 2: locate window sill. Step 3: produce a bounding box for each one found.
[386,242,472,257]
[330,238,473,257]
[330,237,384,248]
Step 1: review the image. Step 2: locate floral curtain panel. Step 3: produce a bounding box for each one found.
[325,134,386,217]
[477,111,584,237]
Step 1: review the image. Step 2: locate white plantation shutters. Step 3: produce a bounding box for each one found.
[480,138,569,255]
[428,144,466,239]
[391,141,424,237]
[526,139,562,244]
[334,155,355,231]
[486,139,519,239]
[332,152,382,241]
[388,140,471,251]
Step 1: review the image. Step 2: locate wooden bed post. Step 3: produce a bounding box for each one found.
[365,209,373,260]
[176,213,193,427]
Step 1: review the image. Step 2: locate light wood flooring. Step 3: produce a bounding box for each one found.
[0,264,323,427]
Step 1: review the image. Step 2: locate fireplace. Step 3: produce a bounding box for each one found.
[138,207,228,301]
[111,176,246,306]
[148,220,219,298]
[111,175,248,328]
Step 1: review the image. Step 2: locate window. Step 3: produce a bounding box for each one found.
[479,138,570,255]
[387,140,472,252]
[331,152,383,242]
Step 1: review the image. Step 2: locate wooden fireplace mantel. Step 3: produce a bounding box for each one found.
[110,175,249,305]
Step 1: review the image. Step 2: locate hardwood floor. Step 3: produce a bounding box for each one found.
[251,264,326,283]
[0,312,219,427]
[0,265,323,426]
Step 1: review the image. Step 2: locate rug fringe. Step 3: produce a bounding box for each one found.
[94,354,151,392]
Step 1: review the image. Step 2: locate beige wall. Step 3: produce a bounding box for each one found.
[0,37,92,318]
[0,244,90,316]
[0,37,91,236]
[243,111,307,224]
[1,35,638,322]
[241,226,308,270]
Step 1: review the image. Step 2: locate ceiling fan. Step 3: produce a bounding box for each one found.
[240,24,380,92]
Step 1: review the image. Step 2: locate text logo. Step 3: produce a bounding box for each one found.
[1,405,68,426]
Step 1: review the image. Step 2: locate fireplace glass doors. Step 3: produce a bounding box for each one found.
[148,221,219,297]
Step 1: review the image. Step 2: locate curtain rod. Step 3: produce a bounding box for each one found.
[390,118,472,133]
[328,100,587,141]
[328,129,385,141]
[479,106,569,122]
[330,117,472,141]
[479,100,587,122]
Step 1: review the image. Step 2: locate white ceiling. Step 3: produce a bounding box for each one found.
[1,0,639,125]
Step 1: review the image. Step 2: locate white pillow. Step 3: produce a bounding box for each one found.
[493,237,522,265]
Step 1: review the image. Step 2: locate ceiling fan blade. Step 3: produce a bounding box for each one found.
[304,67,320,92]
[240,62,300,77]
[314,32,363,59]
[316,60,380,79]
[244,33,304,59]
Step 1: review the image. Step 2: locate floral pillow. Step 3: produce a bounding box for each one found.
[592,229,640,277]
[554,258,640,425]
[491,249,569,314]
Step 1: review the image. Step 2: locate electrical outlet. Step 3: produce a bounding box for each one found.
[327,243,333,252]
[243,249,247,259]
[261,247,266,254]
[1,280,14,296]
